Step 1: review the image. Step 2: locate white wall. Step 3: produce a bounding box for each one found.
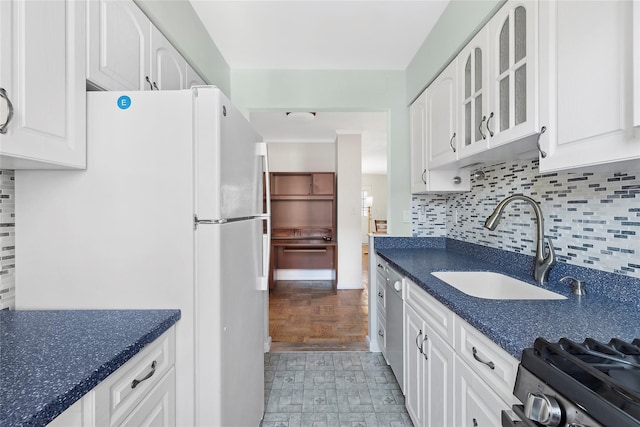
[267,142,335,172]
[361,174,387,242]
[336,133,363,289]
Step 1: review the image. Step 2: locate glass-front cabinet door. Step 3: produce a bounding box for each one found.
[457,28,489,159]
[487,0,538,148]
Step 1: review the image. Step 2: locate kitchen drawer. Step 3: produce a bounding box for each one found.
[276,245,334,269]
[405,279,455,346]
[456,318,518,404]
[119,367,176,427]
[94,328,176,426]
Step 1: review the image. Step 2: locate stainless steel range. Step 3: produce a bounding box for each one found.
[503,337,640,427]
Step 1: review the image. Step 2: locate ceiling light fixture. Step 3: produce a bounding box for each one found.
[285,111,316,121]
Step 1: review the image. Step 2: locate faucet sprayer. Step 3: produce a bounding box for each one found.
[484,194,556,285]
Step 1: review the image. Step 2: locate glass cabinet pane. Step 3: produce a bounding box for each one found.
[465,56,471,98]
[465,101,471,146]
[515,65,526,125]
[475,48,482,91]
[475,94,483,142]
[499,18,509,74]
[500,77,509,131]
[514,6,526,63]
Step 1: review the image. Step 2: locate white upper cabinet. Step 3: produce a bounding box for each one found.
[427,60,459,168]
[538,0,640,172]
[150,26,186,91]
[87,0,150,91]
[457,28,490,159]
[410,91,429,193]
[87,0,205,92]
[410,88,470,194]
[0,0,86,169]
[486,0,539,148]
[635,0,640,128]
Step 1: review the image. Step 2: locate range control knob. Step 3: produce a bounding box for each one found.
[524,393,562,426]
[393,280,402,292]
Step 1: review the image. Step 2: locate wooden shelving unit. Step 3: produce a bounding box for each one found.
[268,172,337,291]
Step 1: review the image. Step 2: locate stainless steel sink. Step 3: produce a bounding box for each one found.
[431,271,566,300]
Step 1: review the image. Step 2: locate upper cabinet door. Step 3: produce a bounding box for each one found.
[0,0,86,169]
[538,0,640,172]
[150,26,186,90]
[457,28,490,159]
[634,0,640,128]
[427,60,459,168]
[487,1,539,148]
[87,0,151,91]
[410,91,428,194]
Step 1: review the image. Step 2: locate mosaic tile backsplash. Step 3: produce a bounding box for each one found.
[0,170,16,309]
[412,159,640,279]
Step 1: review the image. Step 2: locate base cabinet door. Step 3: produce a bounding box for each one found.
[455,356,511,427]
[404,304,454,427]
[404,305,425,426]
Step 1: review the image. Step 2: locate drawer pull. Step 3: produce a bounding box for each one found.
[283,248,327,253]
[472,347,495,370]
[131,360,157,389]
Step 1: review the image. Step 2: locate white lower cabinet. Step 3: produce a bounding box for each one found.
[404,280,455,427]
[48,327,176,427]
[454,355,511,427]
[404,304,455,427]
[403,279,518,426]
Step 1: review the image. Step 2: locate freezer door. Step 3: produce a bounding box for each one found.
[194,87,263,220]
[195,218,265,426]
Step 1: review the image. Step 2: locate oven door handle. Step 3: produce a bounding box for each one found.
[509,405,540,427]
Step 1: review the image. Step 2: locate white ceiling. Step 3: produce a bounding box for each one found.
[190,1,450,174]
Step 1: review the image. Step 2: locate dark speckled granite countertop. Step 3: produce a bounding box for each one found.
[0,310,181,427]
[375,238,640,360]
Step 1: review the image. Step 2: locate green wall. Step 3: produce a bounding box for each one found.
[406,0,505,103]
[134,0,231,96]
[231,70,412,236]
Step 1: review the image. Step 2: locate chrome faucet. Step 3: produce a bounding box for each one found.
[484,194,556,284]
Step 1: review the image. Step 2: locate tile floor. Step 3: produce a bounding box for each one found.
[261,352,413,427]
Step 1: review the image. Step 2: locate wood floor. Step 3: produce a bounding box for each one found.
[269,246,369,351]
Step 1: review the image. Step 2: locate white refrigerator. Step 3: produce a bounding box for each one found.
[15,87,270,426]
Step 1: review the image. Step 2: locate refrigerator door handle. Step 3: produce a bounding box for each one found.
[257,142,271,291]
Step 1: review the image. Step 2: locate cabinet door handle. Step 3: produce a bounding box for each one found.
[283,248,327,253]
[473,418,478,427]
[378,329,384,338]
[449,133,457,153]
[421,335,429,360]
[421,169,427,184]
[472,346,495,370]
[145,76,154,90]
[479,115,487,140]
[0,88,15,134]
[415,330,423,354]
[153,82,159,91]
[536,126,547,158]
[486,112,494,137]
[131,360,157,389]
[377,291,384,298]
